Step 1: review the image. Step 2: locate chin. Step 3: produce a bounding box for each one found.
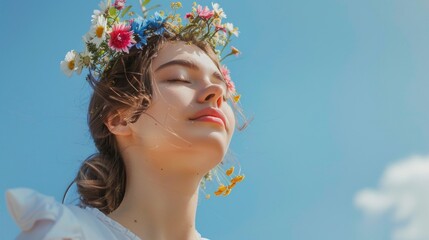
[177,137,228,174]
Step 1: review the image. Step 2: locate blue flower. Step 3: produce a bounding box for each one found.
[147,12,167,35]
[131,17,149,49]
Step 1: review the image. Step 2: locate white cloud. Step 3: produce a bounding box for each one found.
[354,155,429,240]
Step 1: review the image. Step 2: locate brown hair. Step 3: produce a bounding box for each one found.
[62,32,245,214]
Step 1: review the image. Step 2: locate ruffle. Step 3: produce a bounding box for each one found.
[6,188,210,240]
[6,188,83,239]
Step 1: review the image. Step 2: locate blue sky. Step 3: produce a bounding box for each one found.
[2,0,429,239]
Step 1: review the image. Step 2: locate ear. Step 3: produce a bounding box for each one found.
[104,111,132,136]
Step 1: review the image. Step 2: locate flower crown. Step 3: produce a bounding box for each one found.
[61,0,244,197]
[60,0,241,101]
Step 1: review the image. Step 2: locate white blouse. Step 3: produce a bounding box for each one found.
[6,188,210,240]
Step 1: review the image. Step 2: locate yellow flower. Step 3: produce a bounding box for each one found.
[231,46,240,56]
[214,185,227,196]
[223,187,232,196]
[233,95,241,103]
[228,182,237,189]
[205,194,211,199]
[170,2,182,9]
[226,167,234,176]
[231,175,245,184]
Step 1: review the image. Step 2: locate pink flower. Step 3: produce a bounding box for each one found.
[114,0,126,10]
[185,12,194,19]
[215,25,226,33]
[108,23,136,53]
[196,5,214,20]
[221,65,235,93]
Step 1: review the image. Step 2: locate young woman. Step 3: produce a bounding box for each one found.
[6,1,245,240]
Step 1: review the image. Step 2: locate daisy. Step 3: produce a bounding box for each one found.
[76,49,93,75]
[108,23,136,53]
[224,22,239,37]
[212,3,226,19]
[91,1,109,24]
[89,15,108,47]
[60,50,78,77]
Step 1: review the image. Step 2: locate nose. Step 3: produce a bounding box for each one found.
[198,83,224,108]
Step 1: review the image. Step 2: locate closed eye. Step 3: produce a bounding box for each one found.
[166,79,191,83]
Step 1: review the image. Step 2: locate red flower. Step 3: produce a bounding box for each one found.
[221,65,235,93]
[185,12,194,19]
[108,23,136,53]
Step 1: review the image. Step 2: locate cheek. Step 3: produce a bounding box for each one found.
[152,85,196,111]
[223,103,236,136]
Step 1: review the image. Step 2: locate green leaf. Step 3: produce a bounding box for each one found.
[120,5,132,18]
[141,0,151,7]
[109,7,118,17]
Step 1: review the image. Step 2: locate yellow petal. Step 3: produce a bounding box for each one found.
[214,185,227,196]
[226,167,234,176]
[231,175,245,184]
[223,188,232,196]
[231,47,240,55]
[233,95,241,103]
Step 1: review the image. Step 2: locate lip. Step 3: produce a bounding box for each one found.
[189,107,227,130]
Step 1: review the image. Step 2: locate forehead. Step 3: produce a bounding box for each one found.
[151,41,219,72]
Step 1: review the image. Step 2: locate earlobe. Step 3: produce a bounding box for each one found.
[104,111,132,136]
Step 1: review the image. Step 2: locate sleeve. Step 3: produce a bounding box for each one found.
[5,188,84,240]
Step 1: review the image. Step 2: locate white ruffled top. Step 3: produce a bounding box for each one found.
[6,188,210,240]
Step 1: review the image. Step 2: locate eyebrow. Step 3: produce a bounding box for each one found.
[155,59,224,82]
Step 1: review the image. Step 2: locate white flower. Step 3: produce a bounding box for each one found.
[89,15,108,47]
[212,3,227,19]
[76,49,93,75]
[82,33,90,43]
[91,1,109,24]
[224,22,239,37]
[213,32,227,46]
[60,50,78,77]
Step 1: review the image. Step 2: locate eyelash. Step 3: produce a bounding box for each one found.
[167,79,228,101]
[167,79,191,83]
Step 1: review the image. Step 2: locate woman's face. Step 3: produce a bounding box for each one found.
[126,41,235,174]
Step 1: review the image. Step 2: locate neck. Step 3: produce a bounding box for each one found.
[108,155,203,240]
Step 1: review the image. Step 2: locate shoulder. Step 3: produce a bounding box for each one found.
[5,188,136,240]
[6,188,84,239]
[6,188,208,240]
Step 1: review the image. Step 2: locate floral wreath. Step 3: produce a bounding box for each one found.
[60,0,244,198]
